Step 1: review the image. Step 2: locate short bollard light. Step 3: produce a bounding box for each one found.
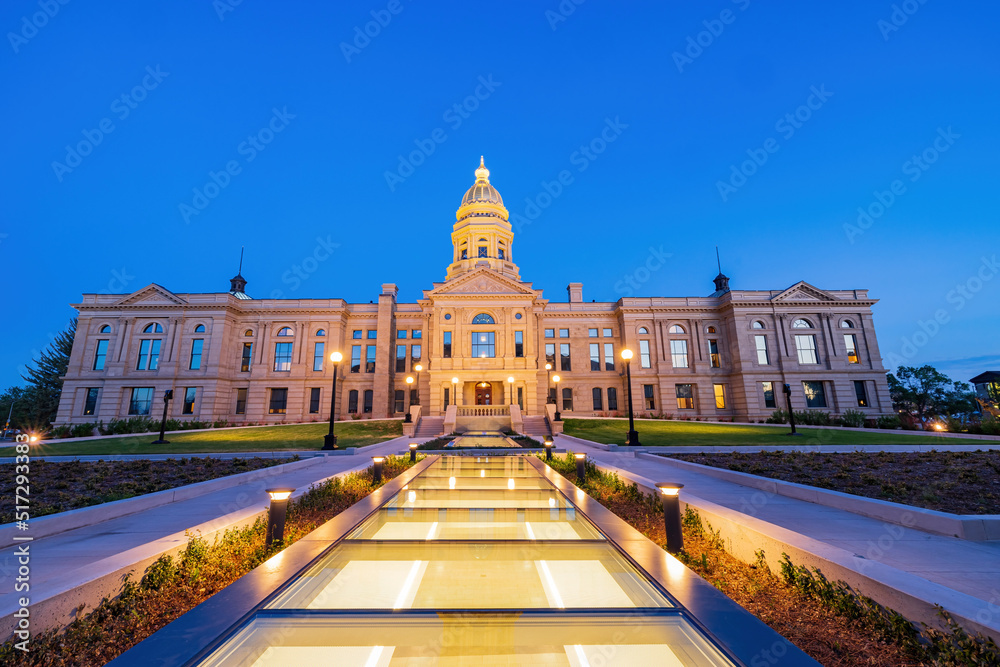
[543,435,553,461]
[656,483,685,555]
[409,442,417,462]
[372,456,385,484]
[574,453,586,481]
[265,488,294,547]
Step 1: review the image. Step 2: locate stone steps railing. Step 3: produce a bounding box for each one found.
[456,405,510,417]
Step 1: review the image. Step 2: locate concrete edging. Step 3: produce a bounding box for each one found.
[638,452,1000,542]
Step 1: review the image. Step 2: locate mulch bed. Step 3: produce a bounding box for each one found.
[2,457,294,524]
[667,450,1000,515]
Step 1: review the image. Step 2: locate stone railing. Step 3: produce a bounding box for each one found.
[456,405,510,417]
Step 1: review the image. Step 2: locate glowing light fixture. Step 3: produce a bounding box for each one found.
[329,351,343,363]
[264,488,295,546]
[656,483,685,554]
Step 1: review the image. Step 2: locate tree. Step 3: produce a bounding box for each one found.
[0,386,30,432]
[20,318,76,429]
[887,365,956,425]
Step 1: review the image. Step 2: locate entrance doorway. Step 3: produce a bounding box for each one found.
[475,383,492,405]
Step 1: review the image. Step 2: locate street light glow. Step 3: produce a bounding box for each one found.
[621,348,633,360]
[329,351,343,363]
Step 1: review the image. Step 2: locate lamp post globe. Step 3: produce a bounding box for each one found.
[323,351,343,450]
[451,376,460,407]
[507,376,515,406]
[621,348,640,446]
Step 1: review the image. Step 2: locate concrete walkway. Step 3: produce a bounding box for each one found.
[559,434,1000,640]
[0,436,422,637]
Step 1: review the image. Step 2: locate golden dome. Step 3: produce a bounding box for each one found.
[461,156,504,207]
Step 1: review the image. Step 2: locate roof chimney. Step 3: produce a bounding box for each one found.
[567,282,583,303]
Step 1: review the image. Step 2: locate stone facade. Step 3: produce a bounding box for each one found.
[56,160,893,426]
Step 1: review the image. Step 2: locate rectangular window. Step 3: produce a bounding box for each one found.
[189,339,204,370]
[478,246,488,258]
[844,334,860,364]
[713,384,726,409]
[592,387,603,410]
[367,330,377,339]
[309,387,321,414]
[762,381,776,409]
[562,387,573,411]
[269,388,288,414]
[669,340,687,368]
[397,330,407,339]
[604,343,615,371]
[607,387,618,411]
[443,331,452,358]
[93,340,108,370]
[854,380,869,407]
[560,343,571,371]
[545,343,556,367]
[802,381,827,408]
[517,386,523,410]
[411,344,421,365]
[472,332,495,358]
[643,384,655,410]
[137,339,161,370]
[708,339,720,368]
[754,335,769,365]
[84,388,99,416]
[412,330,422,339]
[352,330,362,339]
[588,328,599,338]
[313,342,324,372]
[590,343,600,371]
[559,328,569,338]
[675,384,694,410]
[795,335,818,365]
[235,388,247,414]
[396,345,406,372]
[350,345,361,373]
[363,389,373,413]
[410,388,417,405]
[514,331,524,358]
[365,346,376,373]
[149,340,161,370]
[444,387,450,408]
[183,387,197,415]
[274,342,293,372]
[128,387,154,415]
[348,390,358,413]
[137,340,149,370]
[394,389,405,413]
[640,340,652,368]
[544,328,555,338]
[603,328,613,337]
[241,342,252,372]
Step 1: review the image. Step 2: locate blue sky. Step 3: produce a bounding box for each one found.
[2,0,998,389]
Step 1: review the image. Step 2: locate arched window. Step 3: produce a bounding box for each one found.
[244,329,254,337]
[142,323,163,334]
[99,325,111,333]
[472,313,495,324]
[840,320,854,329]
[277,327,294,336]
[706,326,717,334]
[194,324,206,333]
[668,325,685,334]
[638,327,649,335]
[316,329,326,336]
[752,321,765,329]
[792,319,813,329]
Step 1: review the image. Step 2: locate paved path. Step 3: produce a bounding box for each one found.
[559,434,1000,635]
[0,436,422,633]
[626,443,1000,454]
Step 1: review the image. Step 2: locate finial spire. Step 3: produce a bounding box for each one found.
[238,245,244,275]
[716,245,721,274]
[475,156,490,182]
[480,155,485,168]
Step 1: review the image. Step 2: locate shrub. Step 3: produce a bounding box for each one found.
[50,425,72,439]
[795,410,833,426]
[766,409,788,424]
[876,415,901,430]
[840,410,866,428]
[70,422,97,438]
[981,419,1000,436]
[946,417,965,433]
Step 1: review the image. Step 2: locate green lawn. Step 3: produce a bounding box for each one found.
[22,420,403,456]
[562,418,978,447]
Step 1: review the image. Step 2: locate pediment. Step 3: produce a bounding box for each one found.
[772,281,838,303]
[428,270,537,297]
[114,283,187,306]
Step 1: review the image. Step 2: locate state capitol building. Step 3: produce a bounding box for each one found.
[56,159,893,432]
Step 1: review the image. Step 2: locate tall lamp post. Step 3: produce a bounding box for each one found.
[552,375,562,421]
[452,376,459,407]
[413,364,423,405]
[151,389,174,445]
[404,376,414,422]
[621,349,640,446]
[545,362,554,404]
[323,351,343,450]
[507,376,515,406]
[783,383,800,436]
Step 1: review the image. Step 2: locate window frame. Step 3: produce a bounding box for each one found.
[668,339,687,368]
[472,331,496,358]
[182,387,197,415]
[268,388,288,414]
[189,338,204,370]
[273,342,293,372]
[93,339,109,370]
[795,334,818,365]
[83,387,99,416]
[802,381,827,408]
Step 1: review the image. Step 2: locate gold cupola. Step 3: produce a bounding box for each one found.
[447,157,519,281]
